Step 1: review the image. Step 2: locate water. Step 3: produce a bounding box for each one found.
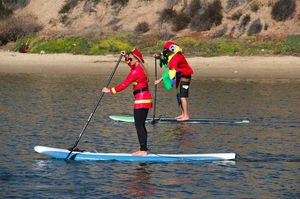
[0,73,299,198]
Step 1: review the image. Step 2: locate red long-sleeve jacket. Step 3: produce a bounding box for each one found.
[168,52,194,76]
[110,60,153,109]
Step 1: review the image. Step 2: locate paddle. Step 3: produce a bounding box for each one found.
[151,56,158,124]
[65,54,123,159]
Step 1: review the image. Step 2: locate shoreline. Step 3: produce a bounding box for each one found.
[1,51,300,81]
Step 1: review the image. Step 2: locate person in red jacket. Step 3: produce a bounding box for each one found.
[102,48,153,156]
[155,42,193,121]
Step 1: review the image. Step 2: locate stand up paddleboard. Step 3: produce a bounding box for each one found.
[34,146,236,162]
[109,115,249,124]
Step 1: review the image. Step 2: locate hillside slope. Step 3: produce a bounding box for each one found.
[3,0,300,40]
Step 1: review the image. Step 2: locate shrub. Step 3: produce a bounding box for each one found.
[173,37,198,48]
[0,15,42,46]
[239,14,250,31]
[159,8,176,23]
[196,39,220,56]
[60,14,68,24]
[135,22,150,34]
[111,0,129,7]
[59,0,79,14]
[191,0,223,31]
[208,0,223,26]
[284,35,300,52]
[0,1,13,19]
[98,38,131,52]
[250,2,259,12]
[226,0,239,11]
[212,25,228,39]
[83,0,101,12]
[264,23,268,31]
[248,18,262,36]
[31,37,92,54]
[271,0,296,21]
[155,31,174,41]
[2,0,30,10]
[217,37,240,53]
[188,0,202,17]
[172,11,191,31]
[231,10,242,20]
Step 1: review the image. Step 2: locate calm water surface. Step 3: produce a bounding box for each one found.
[0,73,299,198]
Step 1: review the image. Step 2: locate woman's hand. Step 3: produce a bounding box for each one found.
[102,87,110,93]
[121,51,128,59]
[154,78,162,85]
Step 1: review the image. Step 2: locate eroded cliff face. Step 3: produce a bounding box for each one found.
[3,0,300,39]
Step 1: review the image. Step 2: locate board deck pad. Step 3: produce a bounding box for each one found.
[34,146,236,162]
[109,115,250,124]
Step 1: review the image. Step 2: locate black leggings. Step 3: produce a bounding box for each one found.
[134,108,149,151]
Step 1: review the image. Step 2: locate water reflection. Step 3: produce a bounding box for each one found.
[122,163,157,198]
[173,123,195,152]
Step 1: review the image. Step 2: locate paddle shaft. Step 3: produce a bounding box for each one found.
[66,54,123,159]
[152,56,158,121]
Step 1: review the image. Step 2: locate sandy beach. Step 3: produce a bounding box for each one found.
[1,50,299,80]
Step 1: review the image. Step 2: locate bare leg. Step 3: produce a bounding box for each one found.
[175,102,184,119]
[177,97,189,121]
[175,112,184,119]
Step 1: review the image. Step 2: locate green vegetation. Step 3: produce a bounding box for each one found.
[12,34,300,56]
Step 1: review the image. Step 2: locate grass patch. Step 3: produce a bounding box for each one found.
[12,34,300,56]
[284,35,300,52]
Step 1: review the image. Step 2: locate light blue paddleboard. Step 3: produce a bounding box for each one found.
[109,115,250,124]
[34,146,236,162]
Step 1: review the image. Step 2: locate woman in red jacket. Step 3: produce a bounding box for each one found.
[102,48,153,156]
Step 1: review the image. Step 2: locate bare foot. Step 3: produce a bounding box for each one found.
[177,116,189,121]
[132,151,148,156]
[175,115,184,119]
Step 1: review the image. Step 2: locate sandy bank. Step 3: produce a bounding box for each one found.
[0,51,300,80]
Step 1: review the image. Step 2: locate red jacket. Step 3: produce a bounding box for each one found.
[168,53,193,76]
[110,60,153,109]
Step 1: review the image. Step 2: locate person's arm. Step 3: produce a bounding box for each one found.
[103,69,137,95]
[154,77,163,85]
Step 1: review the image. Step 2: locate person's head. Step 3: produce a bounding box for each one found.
[162,42,179,57]
[128,48,144,66]
[128,48,149,79]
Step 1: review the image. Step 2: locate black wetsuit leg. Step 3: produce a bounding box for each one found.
[134,108,149,151]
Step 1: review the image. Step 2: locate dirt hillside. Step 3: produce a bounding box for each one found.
[4,0,300,39]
